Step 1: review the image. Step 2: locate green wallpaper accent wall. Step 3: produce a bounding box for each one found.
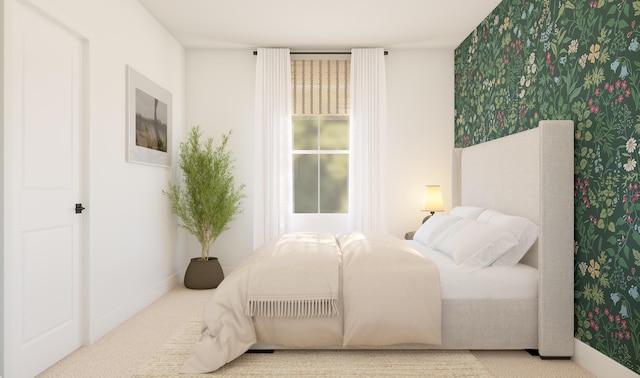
[454,0,640,373]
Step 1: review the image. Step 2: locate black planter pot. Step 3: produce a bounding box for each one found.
[184,257,224,289]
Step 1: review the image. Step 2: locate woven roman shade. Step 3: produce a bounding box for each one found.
[292,59,350,115]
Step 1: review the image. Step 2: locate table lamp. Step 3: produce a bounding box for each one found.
[421,185,444,223]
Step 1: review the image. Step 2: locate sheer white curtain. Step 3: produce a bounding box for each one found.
[348,48,388,233]
[253,48,292,248]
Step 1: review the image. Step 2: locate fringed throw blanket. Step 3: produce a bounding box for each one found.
[182,231,442,374]
[245,232,340,318]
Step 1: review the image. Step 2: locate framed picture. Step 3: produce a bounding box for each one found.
[126,65,172,167]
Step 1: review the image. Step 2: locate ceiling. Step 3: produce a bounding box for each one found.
[138,0,503,50]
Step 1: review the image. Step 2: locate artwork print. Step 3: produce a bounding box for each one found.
[126,66,172,166]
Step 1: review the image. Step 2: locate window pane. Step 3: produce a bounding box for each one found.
[320,154,348,213]
[319,117,349,150]
[293,117,318,150]
[294,154,318,213]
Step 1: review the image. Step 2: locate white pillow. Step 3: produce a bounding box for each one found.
[431,219,519,269]
[413,214,462,246]
[450,206,485,219]
[477,209,538,266]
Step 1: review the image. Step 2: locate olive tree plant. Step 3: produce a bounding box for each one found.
[164,126,246,261]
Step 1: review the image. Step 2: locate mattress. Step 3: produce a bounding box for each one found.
[405,240,538,300]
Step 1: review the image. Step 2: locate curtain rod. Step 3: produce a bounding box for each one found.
[252,51,388,55]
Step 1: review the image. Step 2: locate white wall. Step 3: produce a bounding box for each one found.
[186,49,454,270]
[185,50,256,272]
[3,0,186,349]
[0,0,5,373]
[385,50,454,237]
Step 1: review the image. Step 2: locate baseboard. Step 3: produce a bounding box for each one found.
[573,339,639,378]
[221,266,236,276]
[88,273,180,344]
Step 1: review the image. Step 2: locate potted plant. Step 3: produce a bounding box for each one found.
[164,125,246,289]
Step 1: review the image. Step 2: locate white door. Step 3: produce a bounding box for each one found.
[6,2,84,377]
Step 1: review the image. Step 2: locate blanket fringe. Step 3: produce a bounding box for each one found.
[246,299,338,318]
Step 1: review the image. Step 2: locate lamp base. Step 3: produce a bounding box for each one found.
[422,211,436,224]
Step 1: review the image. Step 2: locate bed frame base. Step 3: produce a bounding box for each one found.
[525,349,571,360]
[525,349,539,356]
[452,120,575,358]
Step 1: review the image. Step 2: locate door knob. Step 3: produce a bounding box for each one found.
[75,203,85,214]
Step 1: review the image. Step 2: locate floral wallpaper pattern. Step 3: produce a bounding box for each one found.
[454,0,640,374]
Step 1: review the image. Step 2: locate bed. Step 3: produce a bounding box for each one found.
[181,120,575,373]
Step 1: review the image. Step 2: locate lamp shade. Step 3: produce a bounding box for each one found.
[421,185,445,213]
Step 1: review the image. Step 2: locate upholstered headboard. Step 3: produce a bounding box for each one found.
[450,120,574,357]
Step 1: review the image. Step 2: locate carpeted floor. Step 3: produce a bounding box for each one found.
[38,285,596,377]
[133,318,493,377]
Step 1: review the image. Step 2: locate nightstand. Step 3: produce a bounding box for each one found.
[404,231,415,240]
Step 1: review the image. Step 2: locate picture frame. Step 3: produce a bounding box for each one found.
[126,65,172,167]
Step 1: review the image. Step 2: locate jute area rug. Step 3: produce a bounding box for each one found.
[133,318,493,377]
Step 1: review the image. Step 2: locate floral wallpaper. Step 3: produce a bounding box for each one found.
[454,0,640,374]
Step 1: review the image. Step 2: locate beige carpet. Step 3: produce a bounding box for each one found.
[133,318,492,377]
[38,286,595,377]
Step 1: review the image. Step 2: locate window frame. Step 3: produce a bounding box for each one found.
[292,114,349,215]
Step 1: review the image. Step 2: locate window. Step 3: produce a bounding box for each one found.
[291,59,350,214]
[293,115,348,213]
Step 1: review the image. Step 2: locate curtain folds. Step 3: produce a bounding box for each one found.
[253,48,293,249]
[348,48,388,233]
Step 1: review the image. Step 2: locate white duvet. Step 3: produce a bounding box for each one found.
[181,232,442,373]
